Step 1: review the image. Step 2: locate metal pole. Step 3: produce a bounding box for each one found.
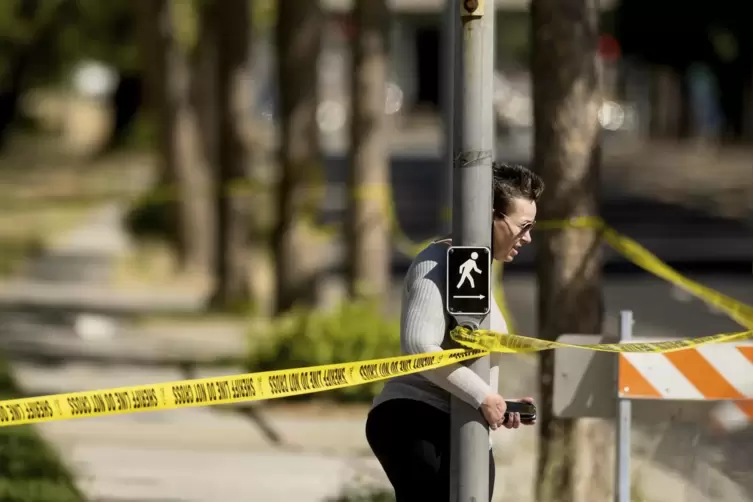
[450,1,495,501]
[615,310,633,502]
[440,1,463,235]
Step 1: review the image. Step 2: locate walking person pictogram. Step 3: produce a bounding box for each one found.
[456,252,482,289]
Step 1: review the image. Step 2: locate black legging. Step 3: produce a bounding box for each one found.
[366,398,495,501]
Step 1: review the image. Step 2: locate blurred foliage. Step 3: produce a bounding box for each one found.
[124,185,177,244]
[496,12,529,67]
[56,0,139,74]
[0,0,137,84]
[174,0,199,50]
[117,110,157,151]
[0,0,62,84]
[0,359,84,502]
[0,0,60,47]
[497,10,617,67]
[0,0,132,98]
[252,0,276,34]
[246,301,401,403]
[0,0,272,147]
[0,0,267,86]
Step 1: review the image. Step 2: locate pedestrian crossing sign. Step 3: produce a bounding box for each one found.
[446,246,491,316]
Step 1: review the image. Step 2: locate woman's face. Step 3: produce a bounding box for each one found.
[492,197,537,262]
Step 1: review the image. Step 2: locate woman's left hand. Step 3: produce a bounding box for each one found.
[500,397,537,429]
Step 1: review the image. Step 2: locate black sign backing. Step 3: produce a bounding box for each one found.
[446,246,491,316]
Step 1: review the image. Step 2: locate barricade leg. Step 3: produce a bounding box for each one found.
[615,310,634,502]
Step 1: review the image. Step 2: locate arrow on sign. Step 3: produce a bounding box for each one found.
[453,295,485,299]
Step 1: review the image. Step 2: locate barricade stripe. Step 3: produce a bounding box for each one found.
[620,353,704,399]
[738,346,753,364]
[619,341,753,413]
[664,349,745,400]
[617,356,662,398]
[697,345,753,396]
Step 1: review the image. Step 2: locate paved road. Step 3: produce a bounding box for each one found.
[495,270,753,340]
[317,134,753,268]
[318,268,753,339]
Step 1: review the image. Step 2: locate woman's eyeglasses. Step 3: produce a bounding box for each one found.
[497,212,535,236]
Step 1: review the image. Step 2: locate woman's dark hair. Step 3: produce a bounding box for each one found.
[492,162,544,215]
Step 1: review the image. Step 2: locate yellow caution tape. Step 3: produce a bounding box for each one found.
[0,349,487,427]
[2,183,752,425]
[450,327,753,354]
[5,327,752,428]
[602,226,753,329]
[446,215,753,354]
[550,217,753,329]
[438,216,753,357]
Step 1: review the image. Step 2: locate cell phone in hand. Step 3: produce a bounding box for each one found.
[503,400,537,424]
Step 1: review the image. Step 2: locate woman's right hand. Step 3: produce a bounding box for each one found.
[480,394,508,430]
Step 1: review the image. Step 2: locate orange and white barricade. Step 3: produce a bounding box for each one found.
[618,338,753,432]
[552,310,752,502]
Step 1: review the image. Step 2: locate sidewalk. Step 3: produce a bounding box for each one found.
[0,199,392,502]
[15,361,390,502]
[14,357,539,502]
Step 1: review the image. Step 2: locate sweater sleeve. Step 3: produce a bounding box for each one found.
[401,258,492,409]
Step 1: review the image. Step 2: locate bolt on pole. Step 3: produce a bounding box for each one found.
[449,0,495,501]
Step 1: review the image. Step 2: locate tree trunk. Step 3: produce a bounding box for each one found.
[191,6,219,177]
[205,0,255,309]
[273,0,325,314]
[135,0,213,275]
[346,0,391,305]
[98,72,144,156]
[531,0,609,501]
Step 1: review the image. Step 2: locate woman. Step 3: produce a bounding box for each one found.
[365,162,543,501]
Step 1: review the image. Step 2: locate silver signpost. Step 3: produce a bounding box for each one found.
[441,0,464,235]
[448,0,495,500]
